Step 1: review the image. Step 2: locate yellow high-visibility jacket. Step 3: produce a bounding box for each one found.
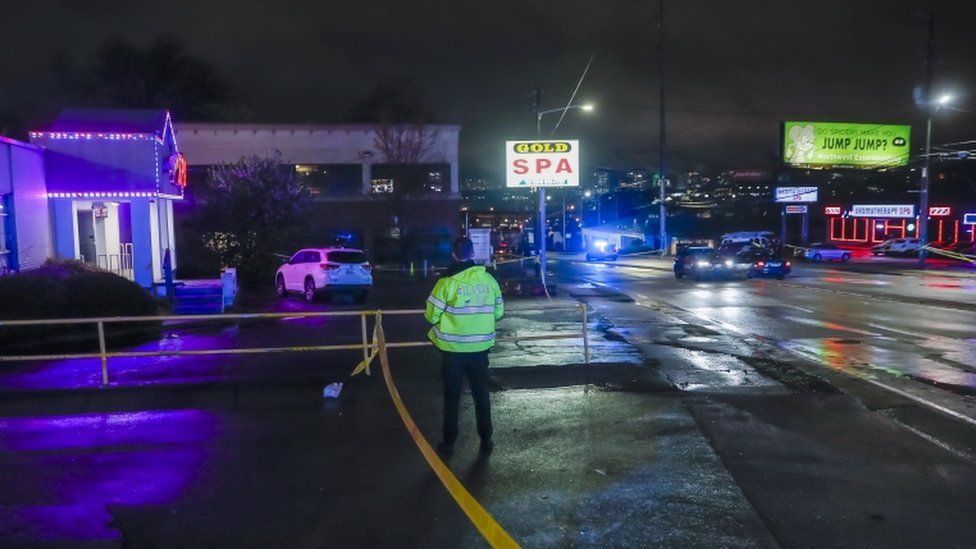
[425,263,504,352]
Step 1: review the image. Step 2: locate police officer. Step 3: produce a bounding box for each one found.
[425,237,504,455]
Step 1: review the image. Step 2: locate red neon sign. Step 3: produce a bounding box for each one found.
[169,153,188,188]
[929,206,951,217]
[824,206,841,216]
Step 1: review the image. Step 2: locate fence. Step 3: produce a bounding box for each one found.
[0,305,590,387]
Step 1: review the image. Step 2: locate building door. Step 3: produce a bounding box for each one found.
[76,210,96,264]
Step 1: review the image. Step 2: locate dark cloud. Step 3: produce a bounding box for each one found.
[2,0,974,179]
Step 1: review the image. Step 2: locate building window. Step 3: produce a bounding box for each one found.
[372,163,450,194]
[371,179,395,194]
[295,164,362,195]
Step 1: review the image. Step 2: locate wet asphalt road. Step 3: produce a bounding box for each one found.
[551,254,976,548]
[553,255,976,407]
[3,263,976,547]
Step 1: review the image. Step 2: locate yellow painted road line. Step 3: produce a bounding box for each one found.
[373,316,521,549]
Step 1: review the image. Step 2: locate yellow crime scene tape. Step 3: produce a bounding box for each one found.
[350,314,521,548]
[922,245,976,264]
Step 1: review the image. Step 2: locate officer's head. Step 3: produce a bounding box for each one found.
[452,237,474,261]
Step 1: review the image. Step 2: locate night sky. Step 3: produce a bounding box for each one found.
[3,0,975,179]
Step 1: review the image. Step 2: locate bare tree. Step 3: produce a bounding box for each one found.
[373,123,442,166]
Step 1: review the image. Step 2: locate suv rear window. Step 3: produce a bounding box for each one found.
[327,251,367,264]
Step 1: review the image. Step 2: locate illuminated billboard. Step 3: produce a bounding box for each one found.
[774,186,818,203]
[783,122,911,168]
[506,140,580,188]
[851,204,914,218]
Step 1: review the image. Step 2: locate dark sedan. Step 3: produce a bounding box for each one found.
[688,249,753,280]
[746,249,792,279]
[673,246,714,279]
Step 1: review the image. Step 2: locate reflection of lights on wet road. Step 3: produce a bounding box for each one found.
[0,409,216,541]
[782,315,880,337]
[822,276,890,286]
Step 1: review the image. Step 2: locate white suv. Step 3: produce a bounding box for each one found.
[872,238,920,256]
[275,247,373,303]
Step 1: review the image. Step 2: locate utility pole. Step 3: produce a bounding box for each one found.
[533,87,547,286]
[918,11,935,268]
[657,0,667,254]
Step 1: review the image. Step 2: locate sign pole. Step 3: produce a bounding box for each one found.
[539,189,547,288]
[781,206,787,244]
[801,212,809,245]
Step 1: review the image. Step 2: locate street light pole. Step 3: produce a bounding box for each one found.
[918,11,935,268]
[534,88,547,288]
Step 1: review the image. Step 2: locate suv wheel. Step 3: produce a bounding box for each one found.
[304,278,317,302]
[276,274,287,298]
[813,254,822,262]
[841,253,851,262]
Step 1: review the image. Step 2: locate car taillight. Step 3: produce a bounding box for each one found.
[756,261,765,268]
[320,263,340,271]
[785,261,791,267]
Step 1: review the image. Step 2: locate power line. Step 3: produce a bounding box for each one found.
[599,99,912,117]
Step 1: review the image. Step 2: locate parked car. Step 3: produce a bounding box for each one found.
[585,240,618,261]
[275,247,372,303]
[673,246,714,279]
[871,238,920,256]
[745,248,792,280]
[803,243,851,262]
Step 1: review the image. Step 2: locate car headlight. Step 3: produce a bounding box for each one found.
[696,261,709,268]
[724,259,734,267]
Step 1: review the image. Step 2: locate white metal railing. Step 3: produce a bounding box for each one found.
[0,305,590,387]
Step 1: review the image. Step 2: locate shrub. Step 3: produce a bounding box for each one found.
[0,259,160,353]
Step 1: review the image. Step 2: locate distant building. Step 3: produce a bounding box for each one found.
[175,123,461,261]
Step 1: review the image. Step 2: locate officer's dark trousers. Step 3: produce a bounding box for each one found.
[441,350,492,445]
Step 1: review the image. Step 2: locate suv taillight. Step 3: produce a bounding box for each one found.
[320,263,340,271]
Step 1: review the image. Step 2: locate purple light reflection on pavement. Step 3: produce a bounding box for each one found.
[0,410,215,452]
[0,409,216,541]
[0,331,238,391]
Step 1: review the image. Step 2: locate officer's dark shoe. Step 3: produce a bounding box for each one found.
[436,441,454,455]
[479,439,494,454]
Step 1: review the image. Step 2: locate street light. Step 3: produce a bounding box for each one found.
[536,103,594,136]
[919,92,954,267]
[534,102,595,287]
